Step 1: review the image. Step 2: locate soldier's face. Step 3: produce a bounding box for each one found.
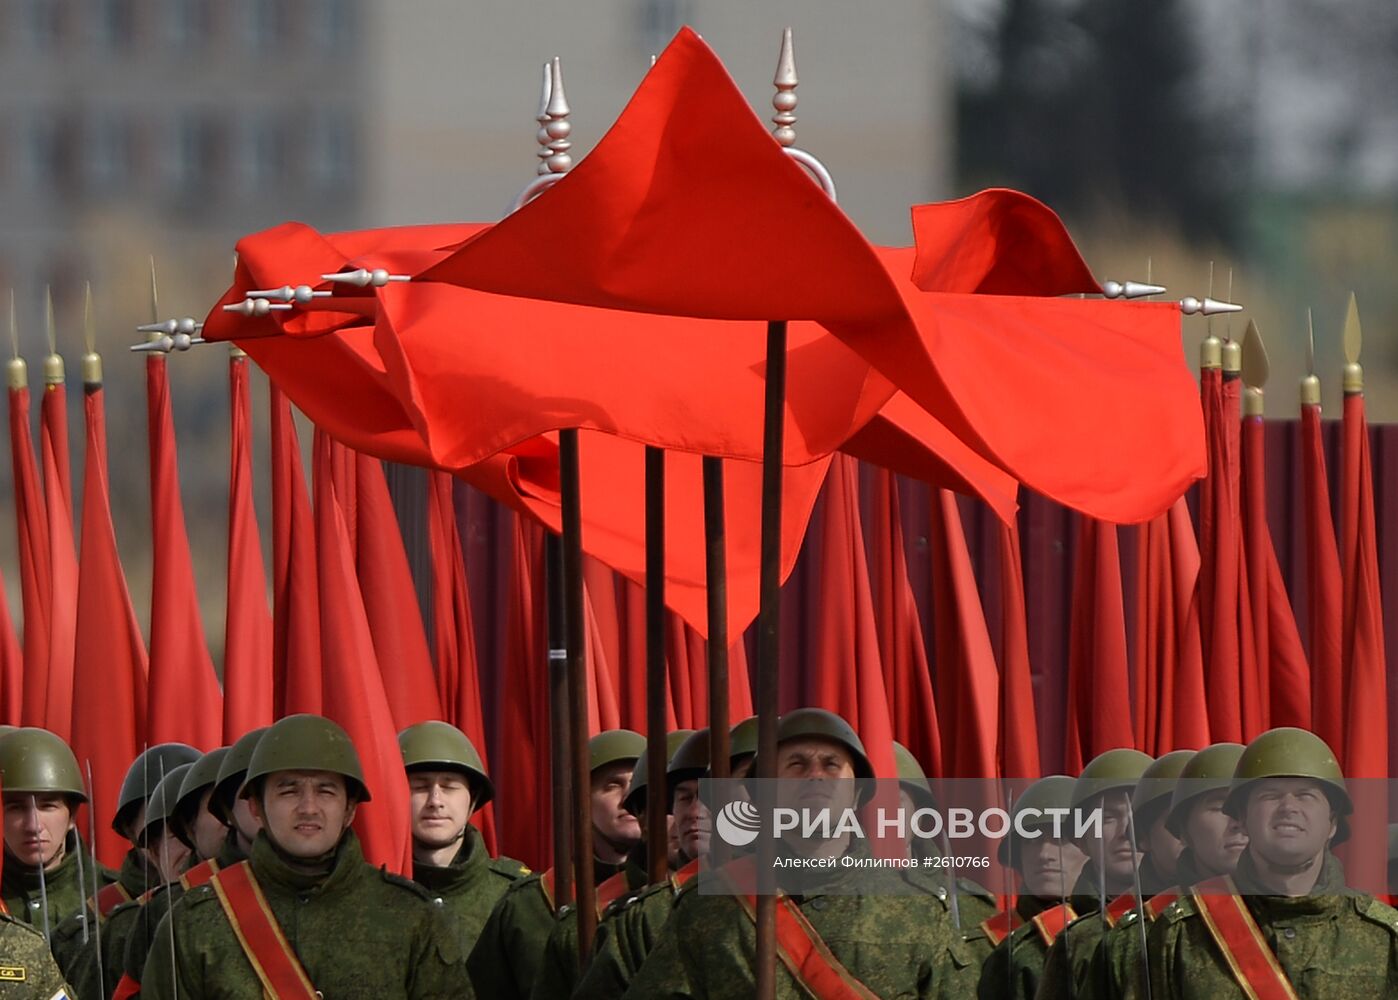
[590,762,641,850]
[192,788,229,861]
[230,794,263,846]
[673,778,710,862]
[1184,790,1247,877]
[408,770,473,850]
[1081,791,1141,883]
[775,738,858,817]
[251,770,357,859]
[1243,778,1337,868]
[1020,835,1089,899]
[2,794,73,869]
[149,827,191,883]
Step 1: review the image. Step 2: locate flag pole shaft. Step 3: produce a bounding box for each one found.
[559,428,597,955]
[544,532,573,907]
[755,319,788,1000]
[703,456,730,783]
[645,446,669,884]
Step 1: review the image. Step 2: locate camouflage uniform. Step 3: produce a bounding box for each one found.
[976,896,1057,1000]
[1,832,110,932]
[44,847,131,986]
[528,857,650,999]
[414,827,528,951]
[0,911,73,999]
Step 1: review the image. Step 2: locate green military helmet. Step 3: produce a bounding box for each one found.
[999,775,1077,865]
[399,721,494,812]
[0,728,87,804]
[590,729,646,774]
[212,727,269,823]
[1130,749,1195,830]
[138,762,195,848]
[1164,743,1246,836]
[1071,747,1154,812]
[892,741,934,810]
[1223,727,1351,842]
[725,716,758,772]
[665,728,711,811]
[242,714,371,804]
[113,743,200,835]
[774,708,874,782]
[171,748,230,849]
[621,730,695,816]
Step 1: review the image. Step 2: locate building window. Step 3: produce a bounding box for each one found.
[304,111,355,191]
[242,0,286,51]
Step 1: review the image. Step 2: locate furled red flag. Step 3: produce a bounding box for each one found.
[584,585,620,735]
[996,518,1040,779]
[425,469,496,851]
[145,355,223,747]
[313,431,412,874]
[1063,519,1135,771]
[39,365,77,740]
[71,370,148,866]
[223,351,273,740]
[9,366,50,725]
[271,385,322,716]
[353,447,443,727]
[868,467,943,778]
[1299,380,1344,758]
[583,558,624,717]
[613,576,650,733]
[925,490,1000,780]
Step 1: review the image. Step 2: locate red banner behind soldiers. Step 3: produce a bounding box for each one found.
[1064,519,1134,771]
[271,386,322,717]
[1300,402,1344,761]
[1341,392,1387,779]
[996,518,1040,778]
[10,381,50,725]
[39,380,77,740]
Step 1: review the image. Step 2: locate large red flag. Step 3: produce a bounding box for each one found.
[145,355,222,748]
[1300,394,1344,757]
[353,448,443,727]
[10,375,50,725]
[40,374,77,739]
[271,385,322,716]
[313,431,412,874]
[997,519,1040,779]
[1064,519,1135,771]
[926,491,1000,779]
[71,377,148,867]
[224,352,274,740]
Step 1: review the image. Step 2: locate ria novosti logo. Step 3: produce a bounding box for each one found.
[715,800,762,846]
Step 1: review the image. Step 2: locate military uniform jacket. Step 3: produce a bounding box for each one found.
[976,895,1062,1000]
[529,858,650,1000]
[3,834,115,934]
[1035,863,1152,1000]
[0,910,73,999]
[915,870,1000,998]
[49,848,138,996]
[140,831,469,1000]
[1146,852,1398,999]
[413,828,527,955]
[1086,851,1203,1000]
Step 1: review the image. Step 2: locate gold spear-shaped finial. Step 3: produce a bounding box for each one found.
[1241,319,1268,417]
[7,291,26,390]
[1341,292,1362,394]
[42,286,64,385]
[1300,308,1321,406]
[82,282,102,385]
[1220,270,1241,376]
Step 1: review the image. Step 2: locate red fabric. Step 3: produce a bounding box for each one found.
[1063,519,1134,771]
[1341,393,1386,778]
[868,468,943,778]
[144,357,222,748]
[426,470,496,851]
[1241,415,1310,730]
[10,385,50,725]
[312,431,412,875]
[1300,403,1344,758]
[39,383,77,739]
[926,491,1000,779]
[0,549,20,727]
[996,519,1040,778]
[70,385,147,867]
[352,447,443,727]
[271,386,322,716]
[223,357,274,740]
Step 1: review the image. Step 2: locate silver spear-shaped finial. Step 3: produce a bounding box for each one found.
[769,29,837,201]
[132,258,207,353]
[1101,280,1168,300]
[510,56,578,212]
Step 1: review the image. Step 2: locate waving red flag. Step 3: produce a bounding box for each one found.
[1064,519,1135,770]
[224,353,274,739]
[71,377,148,866]
[271,386,322,716]
[145,356,222,747]
[313,431,411,874]
[1300,396,1344,758]
[39,377,77,739]
[997,519,1040,779]
[10,377,49,725]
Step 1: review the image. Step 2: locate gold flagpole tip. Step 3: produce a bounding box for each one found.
[42,286,63,385]
[1341,292,1362,393]
[6,291,25,390]
[1221,337,1241,375]
[82,282,102,385]
[1241,319,1268,417]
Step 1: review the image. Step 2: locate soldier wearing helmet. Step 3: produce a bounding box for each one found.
[208,727,269,859]
[141,714,470,1000]
[1148,728,1398,998]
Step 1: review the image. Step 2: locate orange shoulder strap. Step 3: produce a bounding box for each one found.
[1030,903,1078,948]
[734,892,881,1000]
[180,858,220,892]
[1105,892,1138,928]
[91,882,133,917]
[209,862,319,1000]
[1144,888,1179,921]
[671,858,702,890]
[595,872,631,913]
[979,909,1022,946]
[539,868,558,913]
[1192,875,1300,1000]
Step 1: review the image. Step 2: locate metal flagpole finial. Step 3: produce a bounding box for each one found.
[1241,319,1268,417]
[1179,296,1242,318]
[545,57,573,174]
[245,284,331,304]
[133,257,206,353]
[1301,308,1320,406]
[43,285,64,385]
[536,61,553,175]
[317,268,409,288]
[82,282,102,385]
[7,290,26,390]
[772,27,798,147]
[1101,280,1167,300]
[1342,292,1362,393]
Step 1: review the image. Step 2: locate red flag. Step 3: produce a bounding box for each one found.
[996,519,1040,779]
[352,448,443,727]
[1341,390,1386,778]
[426,470,496,851]
[10,379,50,725]
[271,385,322,716]
[0,558,20,726]
[145,356,222,748]
[926,491,1000,779]
[1300,399,1344,757]
[223,354,273,740]
[1064,519,1134,771]
[40,378,77,739]
[313,431,412,874]
[70,379,148,867]
[868,468,943,778]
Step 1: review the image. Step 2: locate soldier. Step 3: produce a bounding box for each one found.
[0,912,73,998]
[1035,747,1154,1000]
[728,715,757,779]
[467,728,645,999]
[976,776,1089,1000]
[0,728,116,930]
[207,728,268,859]
[1148,727,1398,997]
[623,708,962,998]
[398,720,528,951]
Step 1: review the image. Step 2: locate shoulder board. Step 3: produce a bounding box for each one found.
[1030,903,1077,948]
[1355,895,1398,935]
[182,883,220,908]
[1144,889,1180,921]
[0,911,43,940]
[1105,892,1138,927]
[979,909,1022,946]
[107,899,143,920]
[489,856,531,881]
[380,868,435,900]
[1158,895,1196,924]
